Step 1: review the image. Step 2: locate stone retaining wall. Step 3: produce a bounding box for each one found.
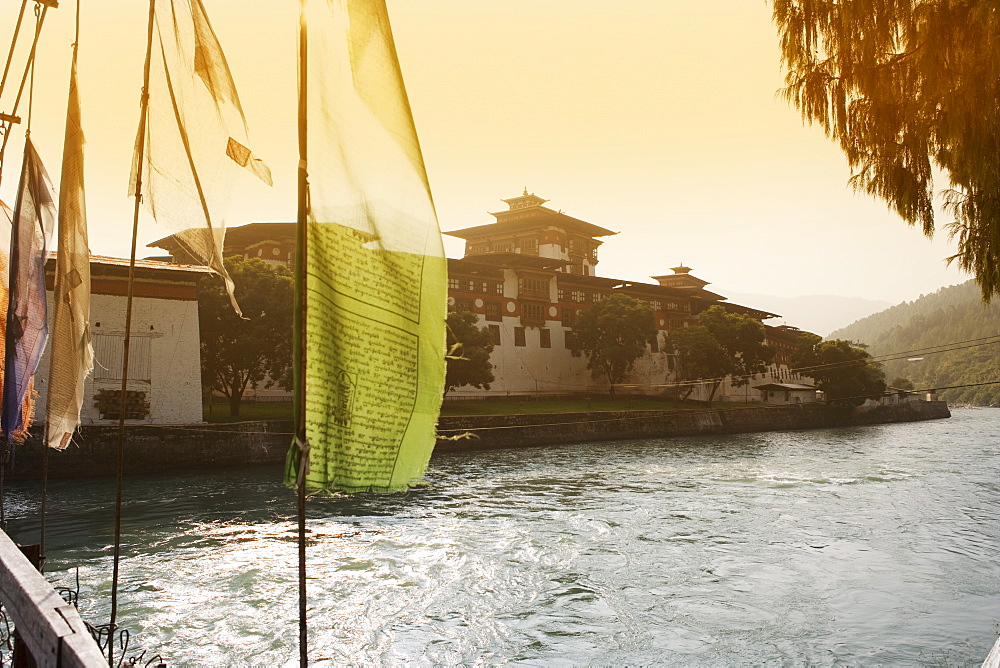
[7,421,294,480]
[4,402,950,479]
[434,401,951,451]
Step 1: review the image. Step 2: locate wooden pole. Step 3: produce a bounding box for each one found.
[109,1,156,665]
[0,1,29,97]
[294,1,309,666]
[0,1,51,188]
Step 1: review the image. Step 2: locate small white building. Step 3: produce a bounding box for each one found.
[34,256,211,425]
[863,387,927,407]
[752,382,818,404]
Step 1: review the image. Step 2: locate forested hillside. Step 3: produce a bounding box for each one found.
[829,281,999,406]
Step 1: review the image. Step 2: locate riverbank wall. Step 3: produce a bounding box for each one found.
[8,421,294,480]
[5,402,949,479]
[433,401,951,451]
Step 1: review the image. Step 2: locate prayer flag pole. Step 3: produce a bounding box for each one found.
[109,1,157,665]
[294,1,310,665]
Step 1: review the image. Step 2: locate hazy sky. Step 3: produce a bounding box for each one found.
[0,0,971,304]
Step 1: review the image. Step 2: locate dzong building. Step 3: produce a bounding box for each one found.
[148,191,814,402]
[443,191,812,401]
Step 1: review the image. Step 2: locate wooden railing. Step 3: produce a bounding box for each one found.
[0,531,105,666]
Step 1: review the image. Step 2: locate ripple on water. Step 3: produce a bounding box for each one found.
[5,409,997,664]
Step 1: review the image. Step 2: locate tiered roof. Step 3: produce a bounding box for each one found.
[445,190,617,241]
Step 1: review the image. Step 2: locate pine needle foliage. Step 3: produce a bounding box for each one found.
[773,0,1000,301]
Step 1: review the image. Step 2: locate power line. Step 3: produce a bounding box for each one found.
[615,335,1000,394]
[870,334,1000,357]
[453,322,1000,397]
[913,380,1000,393]
[811,380,1000,406]
[789,336,1000,376]
[437,386,996,435]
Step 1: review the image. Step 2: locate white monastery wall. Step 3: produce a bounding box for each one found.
[622,350,672,394]
[447,313,600,397]
[34,292,203,426]
[538,242,566,262]
[446,308,812,400]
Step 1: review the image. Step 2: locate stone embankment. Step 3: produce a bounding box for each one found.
[6,402,949,479]
[434,401,951,451]
[9,421,294,480]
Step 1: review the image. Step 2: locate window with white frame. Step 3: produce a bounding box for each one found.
[93,334,153,382]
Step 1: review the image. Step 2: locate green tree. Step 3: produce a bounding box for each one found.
[445,311,495,393]
[889,377,914,391]
[773,1,1000,301]
[568,293,656,395]
[199,257,293,417]
[663,325,729,401]
[793,336,887,406]
[830,279,1000,405]
[698,305,775,394]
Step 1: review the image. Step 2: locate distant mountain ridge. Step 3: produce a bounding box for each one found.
[829,281,981,342]
[719,291,892,336]
[830,280,999,406]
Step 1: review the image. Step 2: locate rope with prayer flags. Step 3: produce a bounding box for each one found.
[285,0,447,494]
[46,25,92,451]
[2,138,55,443]
[131,0,271,318]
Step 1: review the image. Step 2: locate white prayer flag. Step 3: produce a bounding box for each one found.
[47,55,94,450]
[132,0,270,316]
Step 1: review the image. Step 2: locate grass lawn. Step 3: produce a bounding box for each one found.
[203,402,293,423]
[204,396,702,421]
[439,396,699,416]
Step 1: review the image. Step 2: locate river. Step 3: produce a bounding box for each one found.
[4,407,999,665]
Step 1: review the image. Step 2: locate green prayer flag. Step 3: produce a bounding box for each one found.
[285,0,446,493]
